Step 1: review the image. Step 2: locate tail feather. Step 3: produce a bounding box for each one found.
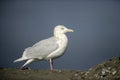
[13,57,27,63]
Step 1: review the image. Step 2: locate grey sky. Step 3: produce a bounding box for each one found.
[0,0,120,70]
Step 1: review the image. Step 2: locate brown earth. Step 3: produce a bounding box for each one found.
[0,56,120,80]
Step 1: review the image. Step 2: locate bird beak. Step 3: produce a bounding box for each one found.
[67,29,74,32]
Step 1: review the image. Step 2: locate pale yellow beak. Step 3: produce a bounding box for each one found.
[67,29,74,32]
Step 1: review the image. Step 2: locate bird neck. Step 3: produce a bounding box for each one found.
[54,33,67,39]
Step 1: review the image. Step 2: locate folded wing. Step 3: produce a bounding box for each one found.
[23,37,59,59]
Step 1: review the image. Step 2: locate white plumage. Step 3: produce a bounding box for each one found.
[14,25,74,70]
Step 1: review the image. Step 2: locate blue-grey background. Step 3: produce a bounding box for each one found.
[0,0,120,70]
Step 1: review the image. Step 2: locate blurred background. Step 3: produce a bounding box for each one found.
[0,0,120,70]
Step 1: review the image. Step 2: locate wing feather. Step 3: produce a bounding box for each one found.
[23,37,58,59]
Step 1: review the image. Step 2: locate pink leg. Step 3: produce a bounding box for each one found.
[49,59,53,71]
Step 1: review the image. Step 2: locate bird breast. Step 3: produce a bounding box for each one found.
[46,34,68,59]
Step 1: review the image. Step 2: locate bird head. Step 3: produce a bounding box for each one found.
[54,25,74,35]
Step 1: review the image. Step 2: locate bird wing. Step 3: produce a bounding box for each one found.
[23,37,59,59]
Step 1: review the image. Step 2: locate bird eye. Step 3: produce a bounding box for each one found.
[61,27,64,30]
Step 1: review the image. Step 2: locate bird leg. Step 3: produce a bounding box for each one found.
[49,58,53,71]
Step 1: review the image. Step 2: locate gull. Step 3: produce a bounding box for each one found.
[14,25,74,70]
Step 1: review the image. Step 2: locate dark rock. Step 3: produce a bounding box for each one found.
[0,56,120,80]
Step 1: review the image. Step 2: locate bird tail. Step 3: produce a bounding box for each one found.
[13,57,26,63]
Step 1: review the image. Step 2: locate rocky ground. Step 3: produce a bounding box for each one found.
[0,56,120,80]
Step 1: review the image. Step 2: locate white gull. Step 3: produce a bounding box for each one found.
[14,25,74,70]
